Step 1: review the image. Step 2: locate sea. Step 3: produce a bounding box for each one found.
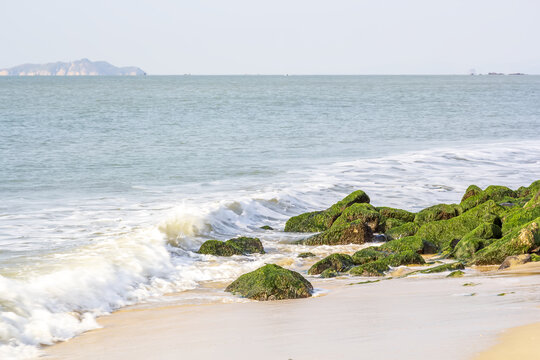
[1,75,539,358]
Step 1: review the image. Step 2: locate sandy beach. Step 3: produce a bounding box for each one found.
[43,263,540,360]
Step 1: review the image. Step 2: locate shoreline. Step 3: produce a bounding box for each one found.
[43,263,540,360]
[474,321,540,359]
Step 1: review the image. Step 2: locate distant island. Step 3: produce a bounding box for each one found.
[0,58,146,76]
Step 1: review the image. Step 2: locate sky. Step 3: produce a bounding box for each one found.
[1,0,539,75]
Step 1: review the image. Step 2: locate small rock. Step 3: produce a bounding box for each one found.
[498,254,532,270]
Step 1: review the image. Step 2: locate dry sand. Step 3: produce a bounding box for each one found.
[42,264,540,360]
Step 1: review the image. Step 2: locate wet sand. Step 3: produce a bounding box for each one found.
[43,264,540,360]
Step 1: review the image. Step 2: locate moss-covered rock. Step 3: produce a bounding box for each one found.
[461,185,483,202]
[384,250,425,266]
[461,185,518,211]
[284,190,370,232]
[447,270,465,278]
[381,218,406,232]
[516,180,540,199]
[414,204,462,225]
[377,207,416,223]
[198,240,238,256]
[297,252,316,258]
[501,206,540,234]
[320,269,338,278]
[420,262,465,274]
[349,261,390,276]
[415,200,504,251]
[228,237,265,254]
[379,236,426,254]
[349,250,424,277]
[308,253,354,275]
[284,210,337,233]
[352,247,389,265]
[524,190,540,209]
[303,220,374,245]
[260,225,274,230]
[198,237,265,256]
[472,218,540,265]
[331,203,381,232]
[330,190,371,212]
[385,222,419,240]
[225,264,313,301]
[453,223,502,260]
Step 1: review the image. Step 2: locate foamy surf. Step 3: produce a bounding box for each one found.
[1,140,540,358]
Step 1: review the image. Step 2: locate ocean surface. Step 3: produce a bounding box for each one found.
[1,75,540,358]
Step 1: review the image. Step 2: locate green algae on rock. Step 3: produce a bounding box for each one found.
[447,270,465,278]
[331,203,381,232]
[379,236,426,254]
[414,203,462,225]
[352,247,389,265]
[308,253,354,275]
[420,262,465,274]
[320,269,339,278]
[349,261,390,276]
[452,223,502,261]
[198,237,265,256]
[260,225,274,230]
[284,190,370,232]
[472,218,540,265]
[461,185,518,211]
[385,222,419,240]
[349,250,425,277]
[226,264,313,301]
[377,207,416,223]
[501,203,540,234]
[414,200,504,251]
[303,220,373,245]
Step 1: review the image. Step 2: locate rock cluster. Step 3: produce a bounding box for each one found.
[221,180,539,301]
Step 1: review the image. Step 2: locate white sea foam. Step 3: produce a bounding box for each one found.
[1,140,540,358]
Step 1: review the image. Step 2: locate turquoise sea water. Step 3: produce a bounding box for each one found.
[1,75,540,358]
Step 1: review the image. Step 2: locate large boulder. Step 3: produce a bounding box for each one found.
[472,218,540,265]
[198,237,265,256]
[303,220,374,245]
[225,264,313,300]
[308,253,354,275]
[284,190,370,232]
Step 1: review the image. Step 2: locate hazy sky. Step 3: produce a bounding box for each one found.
[1,0,539,75]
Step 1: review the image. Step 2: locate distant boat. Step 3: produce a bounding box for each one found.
[487,72,504,75]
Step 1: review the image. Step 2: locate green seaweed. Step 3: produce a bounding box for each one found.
[225,264,313,301]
